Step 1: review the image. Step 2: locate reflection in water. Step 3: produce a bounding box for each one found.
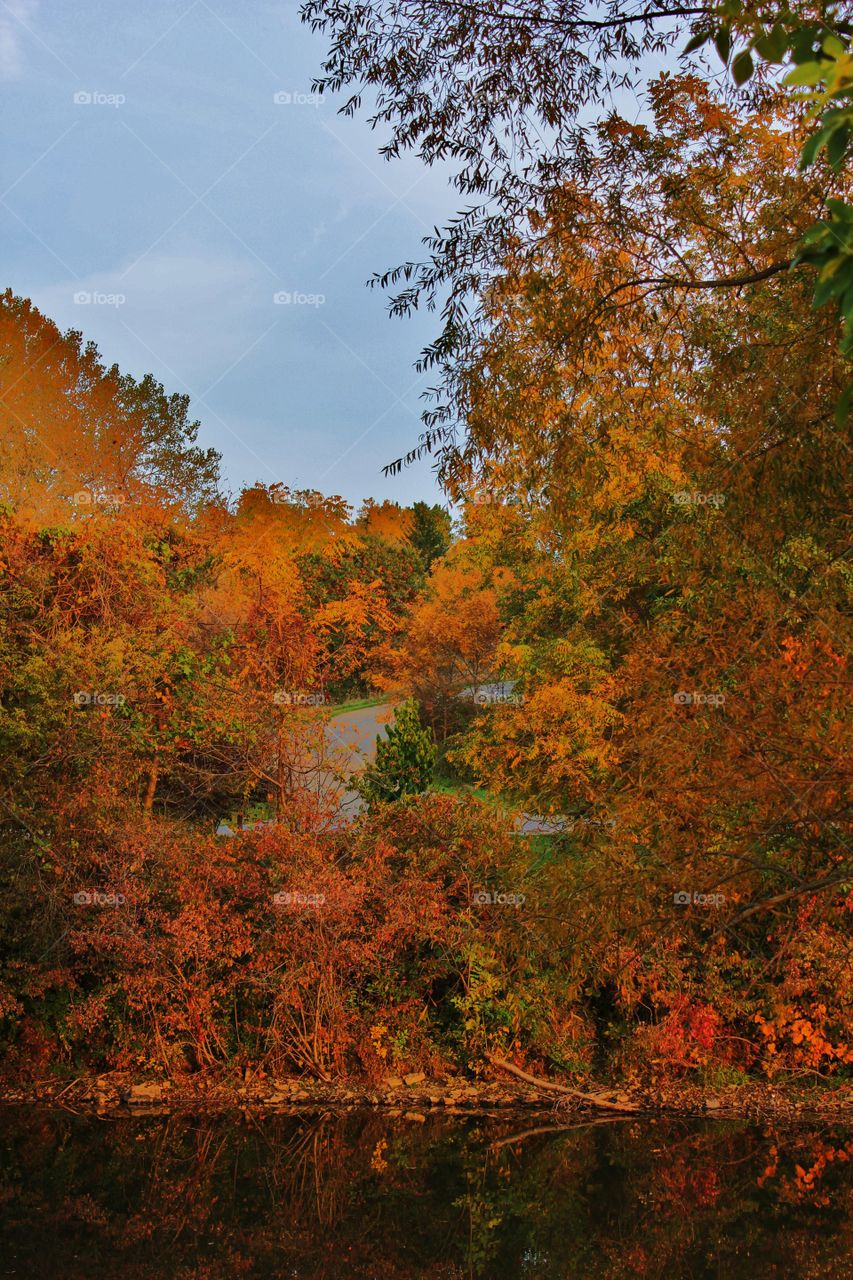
[0,1108,851,1277]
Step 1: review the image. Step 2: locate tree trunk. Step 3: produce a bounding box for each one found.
[143,760,158,813]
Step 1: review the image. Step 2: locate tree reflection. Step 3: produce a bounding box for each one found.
[0,1111,850,1278]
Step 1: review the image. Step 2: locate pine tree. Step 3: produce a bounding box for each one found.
[354,699,437,808]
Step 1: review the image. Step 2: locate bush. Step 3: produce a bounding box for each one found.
[354,699,437,809]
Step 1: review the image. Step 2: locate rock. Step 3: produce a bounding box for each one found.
[384,1076,403,1088]
[128,1083,162,1104]
[443,1094,462,1106]
[290,1089,310,1101]
[403,1072,426,1086]
[404,1111,426,1122]
[705,1097,722,1111]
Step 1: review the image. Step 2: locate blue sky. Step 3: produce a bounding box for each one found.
[1,0,455,507]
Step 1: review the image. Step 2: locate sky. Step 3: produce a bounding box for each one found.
[1,0,456,508]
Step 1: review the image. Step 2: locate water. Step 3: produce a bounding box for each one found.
[0,1108,850,1277]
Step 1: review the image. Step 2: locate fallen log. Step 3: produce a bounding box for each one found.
[487,1053,642,1113]
[490,1117,630,1150]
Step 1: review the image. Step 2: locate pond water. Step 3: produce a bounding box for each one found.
[0,1108,850,1277]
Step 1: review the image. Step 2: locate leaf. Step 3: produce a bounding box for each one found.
[754,25,790,64]
[823,35,847,60]
[800,126,833,169]
[784,62,827,88]
[684,30,712,54]
[826,124,850,170]
[732,50,754,86]
[714,26,731,64]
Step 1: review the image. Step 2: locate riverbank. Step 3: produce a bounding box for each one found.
[3,1071,850,1122]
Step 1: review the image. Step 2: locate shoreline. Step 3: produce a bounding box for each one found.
[2,1073,851,1123]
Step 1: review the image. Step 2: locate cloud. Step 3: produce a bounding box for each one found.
[0,1,37,81]
[30,249,269,391]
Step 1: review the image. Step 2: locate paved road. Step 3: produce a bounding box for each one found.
[217,700,563,834]
[325,701,395,770]
[320,701,395,823]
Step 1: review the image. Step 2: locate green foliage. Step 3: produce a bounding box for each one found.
[408,501,452,571]
[354,699,437,808]
[688,6,853,413]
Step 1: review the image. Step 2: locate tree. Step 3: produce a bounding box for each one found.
[389,552,505,740]
[0,291,221,518]
[302,1,853,462]
[434,75,852,1071]
[354,699,437,806]
[408,501,452,571]
[691,4,853,404]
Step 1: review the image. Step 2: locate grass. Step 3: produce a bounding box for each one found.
[329,694,392,716]
[430,777,493,803]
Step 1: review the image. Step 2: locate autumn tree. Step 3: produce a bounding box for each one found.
[438,76,853,1072]
[388,551,506,740]
[0,291,220,520]
[303,2,853,456]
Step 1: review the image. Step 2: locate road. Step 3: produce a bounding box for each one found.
[325,701,395,770]
[217,700,563,834]
[321,701,396,823]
